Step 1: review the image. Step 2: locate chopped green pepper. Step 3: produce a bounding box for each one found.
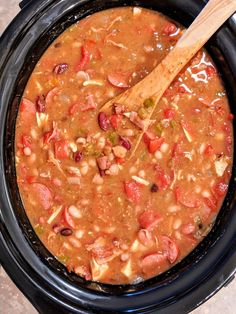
[143,98,155,108]
[34,224,44,236]
[57,255,70,265]
[155,123,163,136]
[138,107,148,119]
[108,131,119,145]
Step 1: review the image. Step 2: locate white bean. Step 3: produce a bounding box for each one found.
[120,253,130,262]
[80,162,89,175]
[92,173,104,185]
[93,225,100,232]
[154,150,162,160]
[88,159,96,167]
[138,170,145,178]
[129,166,137,174]
[202,190,210,198]
[68,205,82,218]
[173,218,182,230]
[168,205,181,213]
[160,143,169,153]
[81,199,89,206]
[120,129,135,137]
[75,230,85,239]
[23,147,31,156]
[97,137,105,149]
[69,237,81,248]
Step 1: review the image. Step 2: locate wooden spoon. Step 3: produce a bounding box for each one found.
[100,0,236,159]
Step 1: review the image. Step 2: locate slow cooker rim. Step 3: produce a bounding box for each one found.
[1,0,236,313]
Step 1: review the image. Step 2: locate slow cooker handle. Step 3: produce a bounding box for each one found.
[19,0,35,9]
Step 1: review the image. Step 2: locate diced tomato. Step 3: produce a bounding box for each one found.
[164,108,175,119]
[26,176,37,184]
[181,223,195,235]
[161,235,179,264]
[222,123,231,134]
[178,85,187,93]
[171,142,183,158]
[20,98,36,114]
[148,137,164,154]
[43,124,59,144]
[213,180,228,197]
[141,253,166,271]
[116,157,125,164]
[138,210,162,230]
[215,105,226,117]
[54,140,69,159]
[206,66,216,78]
[155,164,171,190]
[204,144,214,157]
[143,131,155,145]
[110,114,122,130]
[75,46,91,71]
[107,72,129,88]
[175,187,201,208]
[228,113,234,121]
[162,23,178,36]
[84,39,102,60]
[124,181,141,204]
[31,183,52,210]
[204,196,217,211]
[63,207,76,229]
[21,135,32,148]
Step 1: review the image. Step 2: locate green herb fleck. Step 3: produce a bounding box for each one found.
[140,151,147,161]
[77,129,86,137]
[57,255,70,266]
[138,107,148,119]
[155,123,163,136]
[34,224,44,236]
[108,132,119,145]
[170,120,178,130]
[143,98,155,108]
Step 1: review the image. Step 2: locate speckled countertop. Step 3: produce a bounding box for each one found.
[0,1,236,313]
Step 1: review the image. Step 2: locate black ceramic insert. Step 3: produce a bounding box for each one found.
[0,0,236,313]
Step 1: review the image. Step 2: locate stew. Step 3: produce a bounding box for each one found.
[15,7,233,284]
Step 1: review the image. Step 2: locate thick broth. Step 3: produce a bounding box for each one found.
[15,7,233,284]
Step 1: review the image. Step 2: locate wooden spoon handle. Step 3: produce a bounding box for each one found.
[101,0,236,113]
[127,0,236,159]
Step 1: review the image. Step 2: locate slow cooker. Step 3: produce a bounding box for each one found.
[0,0,236,313]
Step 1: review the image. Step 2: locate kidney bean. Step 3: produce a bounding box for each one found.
[98,112,110,131]
[119,136,131,150]
[74,151,83,163]
[53,63,68,74]
[36,96,46,112]
[54,42,61,48]
[150,183,158,192]
[60,228,73,236]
